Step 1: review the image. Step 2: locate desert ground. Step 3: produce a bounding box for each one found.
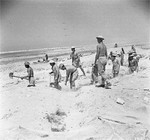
[0,46,150,140]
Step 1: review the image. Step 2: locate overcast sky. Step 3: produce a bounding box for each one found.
[0,0,150,52]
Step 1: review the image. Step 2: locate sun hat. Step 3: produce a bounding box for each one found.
[130,53,136,57]
[71,46,75,49]
[112,53,117,57]
[128,50,135,54]
[24,61,30,66]
[96,35,104,40]
[49,60,55,64]
[59,63,64,69]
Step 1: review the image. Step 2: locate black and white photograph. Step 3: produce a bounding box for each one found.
[0,0,150,139]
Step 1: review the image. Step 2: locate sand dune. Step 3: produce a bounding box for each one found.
[0,46,150,140]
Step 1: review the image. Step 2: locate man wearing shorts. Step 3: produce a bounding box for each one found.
[94,36,108,87]
[59,63,78,89]
[70,46,86,76]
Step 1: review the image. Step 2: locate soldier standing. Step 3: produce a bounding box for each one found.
[70,46,86,76]
[128,53,139,73]
[49,60,61,90]
[120,48,125,66]
[111,53,120,77]
[94,36,108,87]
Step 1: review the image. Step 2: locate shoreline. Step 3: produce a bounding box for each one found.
[0,49,96,65]
[0,42,149,66]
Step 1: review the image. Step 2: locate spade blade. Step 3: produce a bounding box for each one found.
[9,72,14,79]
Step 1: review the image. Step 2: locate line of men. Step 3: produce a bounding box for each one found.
[21,36,140,89]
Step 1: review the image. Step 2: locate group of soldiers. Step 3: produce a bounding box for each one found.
[49,46,85,90]
[21,36,140,90]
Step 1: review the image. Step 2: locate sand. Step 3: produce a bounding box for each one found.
[0,46,150,140]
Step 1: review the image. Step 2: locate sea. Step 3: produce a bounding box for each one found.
[0,44,96,65]
[0,42,149,65]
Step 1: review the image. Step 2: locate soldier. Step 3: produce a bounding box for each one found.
[120,48,125,66]
[45,53,49,62]
[111,53,120,77]
[90,63,98,84]
[70,46,86,76]
[21,61,35,87]
[128,53,139,73]
[131,45,136,53]
[108,51,113,60]
[94,36,108,87]
[59,63,78,89]
[49,60,61,90]
[128,50,135,67]
[114,43,118,48]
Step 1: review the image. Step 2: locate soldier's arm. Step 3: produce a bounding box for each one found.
[76,53,80,61]
[105,48,108,58]
[53,67,59,81]
[65,70,70,85]
[117,59,120,65]
[21,69,30,79]
[94,46,99,64]
[70,53,72,59]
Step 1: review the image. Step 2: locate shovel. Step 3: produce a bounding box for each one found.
[9,72,27,80]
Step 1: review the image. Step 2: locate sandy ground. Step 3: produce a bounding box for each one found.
[0,46,150,140]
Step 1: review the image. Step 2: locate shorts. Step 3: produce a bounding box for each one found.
[72,60,82,68]
[97,57,107,75]
[70,70,78,82]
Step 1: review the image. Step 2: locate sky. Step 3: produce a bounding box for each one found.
[0,0,150,52]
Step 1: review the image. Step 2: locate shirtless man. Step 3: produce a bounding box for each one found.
[70,46,86,76]
[59,63,78,89]
[110,53,120,77]
[49,60,61,90]
[94,36,107,87]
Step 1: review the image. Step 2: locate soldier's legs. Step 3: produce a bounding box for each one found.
[129,67,133,74]
[70,70,78,88]
[91,73,98,84]
[28,77,35,87]
[113,72,118,78]
[96,61,105,86]
[103,63,107,72]
[70,73,73,89]
[52,80,61,90]
[79,65,86,76]
[120,58,123,66]
[98,57,107,85]
[91,73,94,84]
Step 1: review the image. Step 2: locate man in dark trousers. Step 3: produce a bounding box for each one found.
[21,61,35,87]
[94,36,108,87]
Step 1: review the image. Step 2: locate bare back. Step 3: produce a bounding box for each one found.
[96,42,107,58]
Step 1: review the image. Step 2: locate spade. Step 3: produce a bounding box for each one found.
[9,72,27,80]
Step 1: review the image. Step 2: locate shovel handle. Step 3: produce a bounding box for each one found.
[13,76,23,79]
